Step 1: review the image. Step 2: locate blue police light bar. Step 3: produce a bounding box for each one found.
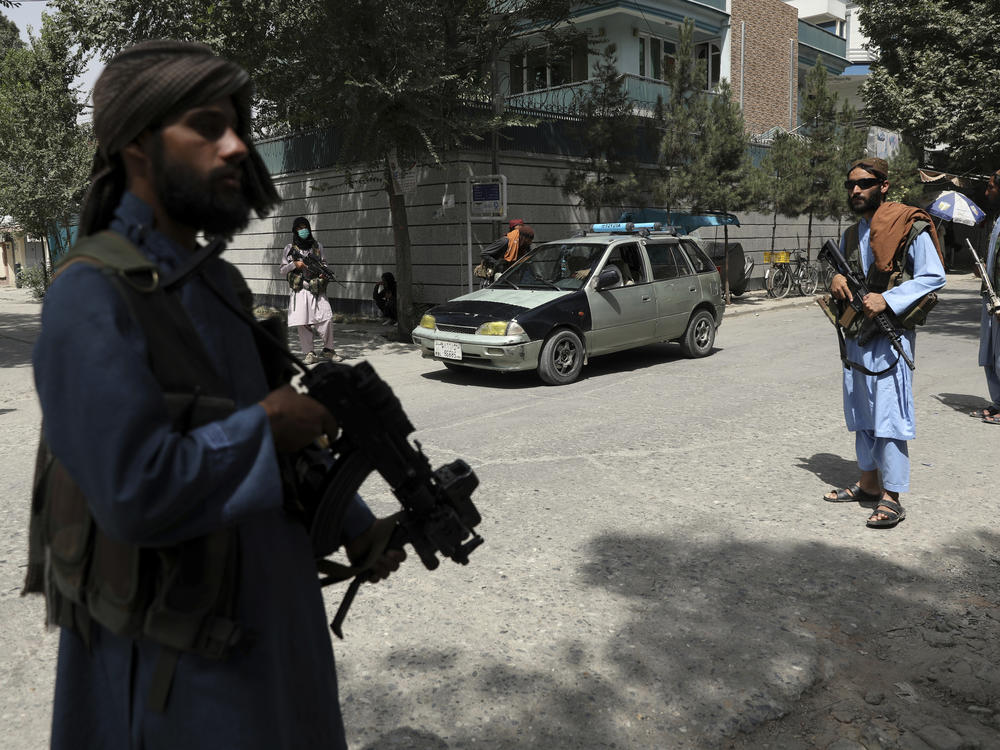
[590,222,662,233]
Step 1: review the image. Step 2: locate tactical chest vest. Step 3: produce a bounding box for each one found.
[23,231,252,710]
[840,219,935,338]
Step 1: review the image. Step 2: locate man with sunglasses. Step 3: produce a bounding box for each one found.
[822,158,946,528]
[972,171,1000,424]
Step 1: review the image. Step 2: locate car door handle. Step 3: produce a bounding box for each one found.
[689,287,697,292]
[641,295,651,302]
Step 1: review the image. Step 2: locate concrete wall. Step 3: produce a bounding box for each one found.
[731,0,799,134]
[232,146,848,312]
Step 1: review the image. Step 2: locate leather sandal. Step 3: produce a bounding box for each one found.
[969,406,1000,418]
[983,414,1000,425]
[867,498,906,528]
[823,483,882,503]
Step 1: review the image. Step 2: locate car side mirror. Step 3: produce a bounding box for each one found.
[595,266,622,291]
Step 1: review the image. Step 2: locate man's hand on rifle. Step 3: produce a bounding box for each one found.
[294,260,307,270]
[830,273,852,302]
[861,292,888,318]
[346,516,407,583]
[260,384,338,452]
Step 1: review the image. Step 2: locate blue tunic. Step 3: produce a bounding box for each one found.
[978,217,1000,374]
[33,193,373,750]
[839,220,946,440]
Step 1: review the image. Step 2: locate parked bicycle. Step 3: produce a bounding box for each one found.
[763,249,820,299]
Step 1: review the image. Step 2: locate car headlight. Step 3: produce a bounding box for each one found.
[476,320,525,336]
[419,314,436,329]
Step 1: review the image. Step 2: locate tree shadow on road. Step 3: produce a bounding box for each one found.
[348,532,1000,749]
[0,311,41,368]
[921,284,982,342]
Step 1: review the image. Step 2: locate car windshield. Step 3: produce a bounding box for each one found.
[492,242,608,290]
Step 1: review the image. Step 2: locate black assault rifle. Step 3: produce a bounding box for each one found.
[818,239,915,371]
[190,248,483,639]
[289,246,343,288]
[294,360,483,638]
[966,239,1000,316]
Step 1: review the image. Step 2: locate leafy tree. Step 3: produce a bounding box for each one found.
[0,15,92,277]
[653,18,704,222]
[54,0,574,334]
[1,13,23,55]
[793,62,866,255]
[885,142,922,206]
[856,0,997,173]
[686,80,754,302]
[560,43,640,223]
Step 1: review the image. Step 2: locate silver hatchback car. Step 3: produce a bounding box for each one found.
[411,224,725,385]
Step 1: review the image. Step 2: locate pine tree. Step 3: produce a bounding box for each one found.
[561,43,640,223]
[653,18,703,223]
[686,80,754,302]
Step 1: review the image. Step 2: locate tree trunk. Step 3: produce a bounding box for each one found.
[806,210,814,261]
[385,162,415,338]
[771,210,778,251]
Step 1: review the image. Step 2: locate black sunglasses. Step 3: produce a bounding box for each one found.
[844,178,882,191]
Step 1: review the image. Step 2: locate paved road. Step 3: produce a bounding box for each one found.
[1,278,996,749]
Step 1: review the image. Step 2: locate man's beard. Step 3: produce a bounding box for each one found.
[150,137,251,236]
[848,189,883,216]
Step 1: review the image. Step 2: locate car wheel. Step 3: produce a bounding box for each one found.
[538,329,584,385]
[679,310,716,358]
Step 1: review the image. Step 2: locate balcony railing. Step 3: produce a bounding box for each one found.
[798,20,848,63]
[506,74,718,116]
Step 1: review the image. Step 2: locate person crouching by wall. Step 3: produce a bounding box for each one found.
[279,216,341,363]
[373,272,397,325]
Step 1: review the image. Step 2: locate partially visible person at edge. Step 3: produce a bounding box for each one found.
[279,216,340,364]
[822,157,946,528]
[373,271,397,324]
[27,40,404,749]
[971,170,1000,424]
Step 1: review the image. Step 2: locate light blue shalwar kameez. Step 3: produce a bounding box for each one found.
[33,193,374,750]
[979,217,1000,408]
[839,219,946,492]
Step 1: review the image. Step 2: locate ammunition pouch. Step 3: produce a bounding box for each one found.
[287,270,328,296]
[307,277,329,296]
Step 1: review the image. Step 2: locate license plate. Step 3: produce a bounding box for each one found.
[434,340,462,360]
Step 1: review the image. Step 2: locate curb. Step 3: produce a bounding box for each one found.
[724,292,820,318]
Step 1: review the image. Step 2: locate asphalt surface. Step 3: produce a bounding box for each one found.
[1,277,996,749]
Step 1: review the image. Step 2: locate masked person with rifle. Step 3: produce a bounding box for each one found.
[25,41,404,750]
[280,216,341,363]
[821,157,946,528]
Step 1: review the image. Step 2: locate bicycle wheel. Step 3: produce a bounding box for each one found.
[797,264,820,296]
[770,265,792,299]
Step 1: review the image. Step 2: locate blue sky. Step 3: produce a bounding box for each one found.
[3,0,104,100]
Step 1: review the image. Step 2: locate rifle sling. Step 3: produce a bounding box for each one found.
[836,323,898,376]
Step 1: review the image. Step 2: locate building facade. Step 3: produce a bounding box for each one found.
[503,0,849,134]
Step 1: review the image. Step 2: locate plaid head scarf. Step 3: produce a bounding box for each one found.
[79,40,279,235]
